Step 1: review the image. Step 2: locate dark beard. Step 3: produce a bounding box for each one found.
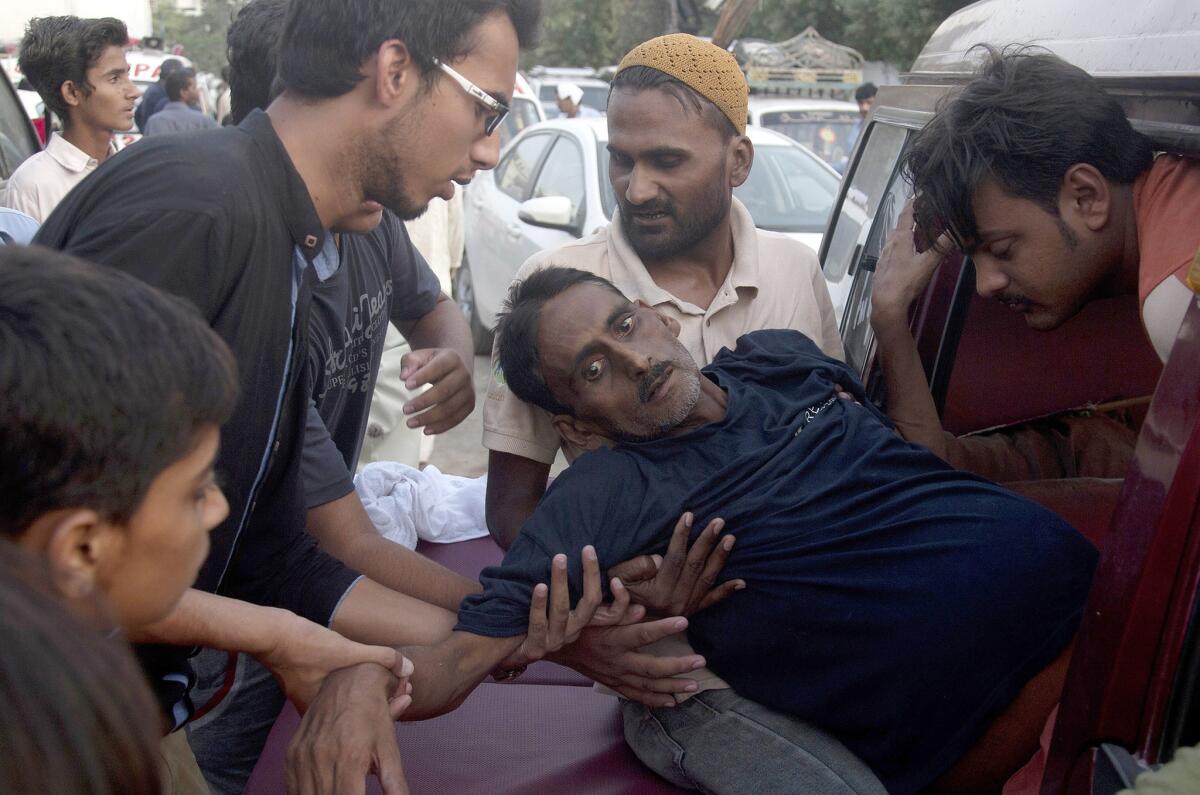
[359,111,427,221]
[620,196,727,261]
[617,165,731,261]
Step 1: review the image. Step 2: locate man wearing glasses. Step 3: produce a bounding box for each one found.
[36,2,553,793]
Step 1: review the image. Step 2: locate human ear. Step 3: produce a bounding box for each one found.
[727,136,753,189]
[373,39,417,107]
[41,509,110,602]
[1060,163,1112,232]
[552,415,606,451]
[60,80,84,109]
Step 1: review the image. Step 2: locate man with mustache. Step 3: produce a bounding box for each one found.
[869,49,1200,478]
[484,33,841,545]
[399,266,1098,795]
[481,34,851,787]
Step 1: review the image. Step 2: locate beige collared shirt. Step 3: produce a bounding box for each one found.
[482,198,844,464]
[3,134,114,223]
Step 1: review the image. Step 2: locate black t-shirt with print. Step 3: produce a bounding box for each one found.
[302,210,441,507]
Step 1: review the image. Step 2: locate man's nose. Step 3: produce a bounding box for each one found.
[624,164,658,206]
[613,343,651,376]
[471,131,501,171]
[973,258,1010,298]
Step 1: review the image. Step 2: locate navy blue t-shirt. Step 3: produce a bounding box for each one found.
[457,330,1098,794]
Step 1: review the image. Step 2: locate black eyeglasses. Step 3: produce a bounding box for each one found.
[433,58,509,137]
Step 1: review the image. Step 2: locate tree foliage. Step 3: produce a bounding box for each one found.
[525,0,975,71]
[154,0,974,78]
[155,0,247,76]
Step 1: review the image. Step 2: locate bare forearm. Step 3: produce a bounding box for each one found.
[330,577,458,647]
[341,535,479,611]
[870,308,949,459]
[485,451,550,550]
[400,632,522,719]
[396,293,473,371]
[309,492,478,611]
[129,588,288,657]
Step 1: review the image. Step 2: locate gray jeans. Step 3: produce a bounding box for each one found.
[621,689,888,795]
[186,649,286,795]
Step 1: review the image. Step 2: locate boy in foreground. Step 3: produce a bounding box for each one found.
[0,246,408,790]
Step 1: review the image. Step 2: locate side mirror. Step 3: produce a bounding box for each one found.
[518,195,577,233]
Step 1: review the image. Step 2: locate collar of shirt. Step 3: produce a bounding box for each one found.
[44,133,108,174]
[606,197,762,316]
[239,109,330,271]
[161,101,196,114]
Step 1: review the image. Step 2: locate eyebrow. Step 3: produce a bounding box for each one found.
[568,304,634,378]
[606,144,689,159]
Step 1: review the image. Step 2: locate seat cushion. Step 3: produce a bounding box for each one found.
[244,683,684,794]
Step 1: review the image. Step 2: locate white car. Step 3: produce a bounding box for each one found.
[747,96,861,173]
[498,73,545,149]
[458,117,842,352]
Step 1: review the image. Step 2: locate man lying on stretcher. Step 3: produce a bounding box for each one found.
[400,266,1099,795]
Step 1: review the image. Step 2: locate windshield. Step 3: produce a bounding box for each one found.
[598,142,839,233]
[759,110,859,169]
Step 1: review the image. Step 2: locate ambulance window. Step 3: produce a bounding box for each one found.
[839,166,915,378]
[822,123,908,328]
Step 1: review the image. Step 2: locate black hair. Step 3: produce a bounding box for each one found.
[226,0,290,124]
[0,246,239,538]
[903,46,1155,252]
[159,57,184,81]
[496,267,626,417]
[277,0,542,99]
[17,16,129,119]
[164,66,196,102]
[0,540,162,795]
[610,65,737,140]
[854,82,877,102]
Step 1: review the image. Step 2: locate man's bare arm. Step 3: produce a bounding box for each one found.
[393,293,475,435]
[393,292,473,371]
[129,588,404,711]
[401,631,523,719]
[329,576,458,647]
[485,450,550,549]
[308,492,480,612]
[870,203,953,458]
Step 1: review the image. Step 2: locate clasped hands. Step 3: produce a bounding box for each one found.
[503,512,744,707]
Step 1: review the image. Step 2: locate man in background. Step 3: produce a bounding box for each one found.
[145,67,218,135]
[4,16,139,222]
[134,56,183,131]
[555,81,600,117]
[849,81,876,149]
